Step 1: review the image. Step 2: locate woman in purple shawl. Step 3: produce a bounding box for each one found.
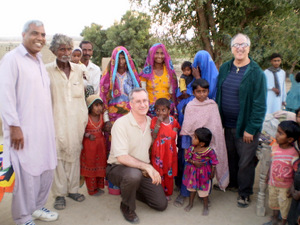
[140,43,178,118]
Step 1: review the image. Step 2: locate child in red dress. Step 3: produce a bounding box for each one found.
[80,95,107,196]
[151,98,180,200]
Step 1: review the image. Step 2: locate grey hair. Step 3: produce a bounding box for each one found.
[49,34,74,54]
[23,20,44,33]
[129,88,148,101]
[231,33,251,47]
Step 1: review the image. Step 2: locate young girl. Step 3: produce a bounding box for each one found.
[151,98,180,200]
[80,95,107,196]
[183,127,218,215]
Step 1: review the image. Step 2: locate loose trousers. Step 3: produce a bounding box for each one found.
[106,164,167,211]
[52,159,80,197]
[11,152,53,224]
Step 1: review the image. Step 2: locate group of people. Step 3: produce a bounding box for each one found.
[0,19,300,225]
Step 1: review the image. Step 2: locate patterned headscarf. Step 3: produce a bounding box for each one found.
[192,50,219,100]
[100,46,140,107]
[140,43,177,96]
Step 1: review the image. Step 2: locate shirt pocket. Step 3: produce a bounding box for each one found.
[71,81,84,98]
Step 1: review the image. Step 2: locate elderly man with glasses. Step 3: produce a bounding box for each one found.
[215,33,267,208]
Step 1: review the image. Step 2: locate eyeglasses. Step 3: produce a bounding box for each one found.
[231,43,249,48]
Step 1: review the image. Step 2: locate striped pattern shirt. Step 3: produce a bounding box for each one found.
[221,63,248,128]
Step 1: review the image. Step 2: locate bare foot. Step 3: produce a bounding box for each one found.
[184,204,193,212]
[202,207,209,216]
[166,196,172,201]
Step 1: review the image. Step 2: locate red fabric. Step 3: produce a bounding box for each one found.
[80,115,107,178]
[150,116,180,196]
[85,177,105,195]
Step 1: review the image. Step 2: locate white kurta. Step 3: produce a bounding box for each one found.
[264,69,286,114]
[46,61,88,162]
[0,44,57,176]
[86,61,101,94]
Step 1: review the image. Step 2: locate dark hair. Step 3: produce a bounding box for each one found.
[88,99,103,114]
[295,72,300,83]
[154,98,171,110]
[296,107,300,116]
[181,61,192,71]
[79,40,93,49]
[278,120,300,142]
[192,79,209,91]
[194,127,212,147]
[270,53,282,60]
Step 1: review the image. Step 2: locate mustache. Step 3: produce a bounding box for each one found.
[83,54,91,57]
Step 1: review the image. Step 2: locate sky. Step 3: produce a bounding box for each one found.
[0,0,132,38]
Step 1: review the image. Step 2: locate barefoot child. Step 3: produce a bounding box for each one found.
[80,95,107,196]
[265,121,300,225]
[183,127,218,215]
[151,98,180,200]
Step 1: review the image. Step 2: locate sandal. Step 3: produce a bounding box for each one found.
[54,196,66,210]
[173,194,185,207]
[67,193,85,202]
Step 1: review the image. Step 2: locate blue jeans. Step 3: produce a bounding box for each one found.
[224,128,259,197]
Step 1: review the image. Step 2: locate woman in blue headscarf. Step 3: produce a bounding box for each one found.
[192,50,219,100]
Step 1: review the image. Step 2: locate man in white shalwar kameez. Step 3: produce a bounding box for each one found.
[0,20,58,225]
[264,53,286,114]
[46,34,88,210]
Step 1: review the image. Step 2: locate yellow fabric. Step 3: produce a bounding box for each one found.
[46,61,88,162]
[179,78,187,92]
[140,65,171,104]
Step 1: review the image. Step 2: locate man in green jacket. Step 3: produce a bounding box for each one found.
[216,33,267,208]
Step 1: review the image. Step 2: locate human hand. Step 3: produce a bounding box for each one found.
[104,121,112,133]
[192,67,201,79]
[89,134,96,141]
[10,126,24,150]
[144,164,161,185]
[181,92,189,99]
[243,131,253,143]
[272,87,280,96]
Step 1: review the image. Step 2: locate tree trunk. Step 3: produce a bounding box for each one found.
[195,0,214,59]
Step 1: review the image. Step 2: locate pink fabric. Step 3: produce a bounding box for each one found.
[180,98,229,190]
[100,46,141,108]
[140,43,177,103]
[268,143,299,188]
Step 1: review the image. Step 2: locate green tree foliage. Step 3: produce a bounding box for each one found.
[81,11,153,68]
[80,23,108,66]
[131,0,299,70]
[102,11,153,68]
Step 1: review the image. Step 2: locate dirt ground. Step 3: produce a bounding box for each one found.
[0,79,292,225]
[0,139,273,225]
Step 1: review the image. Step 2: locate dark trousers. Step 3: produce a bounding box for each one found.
[224,128,259,197]
[106,164,168,211]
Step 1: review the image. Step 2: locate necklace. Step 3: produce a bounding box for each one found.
[236,67,240,73]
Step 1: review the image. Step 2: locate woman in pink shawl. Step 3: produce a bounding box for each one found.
[140,43,178,118]
[100,46,141,194]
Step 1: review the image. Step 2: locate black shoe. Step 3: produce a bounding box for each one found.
[237,196,250,208]
[120,202,140,224]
